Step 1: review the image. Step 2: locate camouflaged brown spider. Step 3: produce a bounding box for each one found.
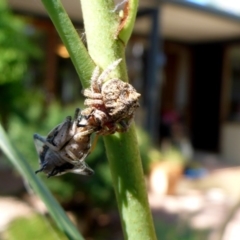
[33,108,96,177]
[82,59,141,135]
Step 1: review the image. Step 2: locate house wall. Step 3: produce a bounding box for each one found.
[190,42,223,152]
[161,41,225,153]
[160,41,191,143]
[221,123,240,161]
[220,43,240,161]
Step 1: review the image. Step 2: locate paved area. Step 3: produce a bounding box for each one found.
[1,187,240,240]
[1,154,240,239]
[148,171,240,240]
[0,197,33,232]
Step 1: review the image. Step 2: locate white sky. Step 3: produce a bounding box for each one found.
[187,0,240,15]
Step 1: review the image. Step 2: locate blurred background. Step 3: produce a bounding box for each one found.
[1,0,240,239]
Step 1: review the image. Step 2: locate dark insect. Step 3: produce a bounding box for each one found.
[33,108,95,177]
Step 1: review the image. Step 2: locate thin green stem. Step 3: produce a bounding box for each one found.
[80,0,157,239]
[118,0,139,45]
[0,125,83,240]
[41,0,95,88]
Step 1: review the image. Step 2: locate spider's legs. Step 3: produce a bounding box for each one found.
[84,98,104,107]
[97,59,122,86]
[82,89,102,99]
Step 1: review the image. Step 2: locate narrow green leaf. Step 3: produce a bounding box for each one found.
[41,0,95,88]
[0,124,84,240]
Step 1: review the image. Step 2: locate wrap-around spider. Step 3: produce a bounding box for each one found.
[82,59,141,135]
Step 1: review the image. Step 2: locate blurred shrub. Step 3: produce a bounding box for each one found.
[161,147,188,165]
[0,0,42,127]
[0,0,41,85]
[154,219,209,240]
[3,214,67,240]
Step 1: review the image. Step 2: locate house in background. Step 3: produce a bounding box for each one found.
[7,0,240,161]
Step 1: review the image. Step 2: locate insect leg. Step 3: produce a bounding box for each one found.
[33,133,61,152]
[70,108,82,134]
[35,166,45,174]
[71,162,94,176]
[78,163,94,175]
[73,108,81,121]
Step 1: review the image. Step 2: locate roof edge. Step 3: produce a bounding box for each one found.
[162,0,240,23]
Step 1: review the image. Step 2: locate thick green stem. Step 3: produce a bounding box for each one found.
[80,0,157,239]
[80,0,128,81]
[41,0,95,88]
[40,0,156,238]
[104,125,157,239]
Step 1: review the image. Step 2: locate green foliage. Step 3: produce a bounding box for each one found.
[154,219,209,240]
[0,122,84,239]
[0,0,42,128]
[161,147,188,164]
[3,214,67,240]
[0,0,41,85]
[136,128,188,174]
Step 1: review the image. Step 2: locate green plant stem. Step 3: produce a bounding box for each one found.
[80,0,128,81]
[118,0,139,45]
[41,0,95,88]
[104,126,157,240]
[80,0,157,239]
[0,125,83,240]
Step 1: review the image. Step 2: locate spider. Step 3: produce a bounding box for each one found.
[33,108,96,177]
[82,59,141,135]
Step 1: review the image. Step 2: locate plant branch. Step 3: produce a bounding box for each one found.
[80,0,127,81]
[118,0,139,45]
[80,0,157,239]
